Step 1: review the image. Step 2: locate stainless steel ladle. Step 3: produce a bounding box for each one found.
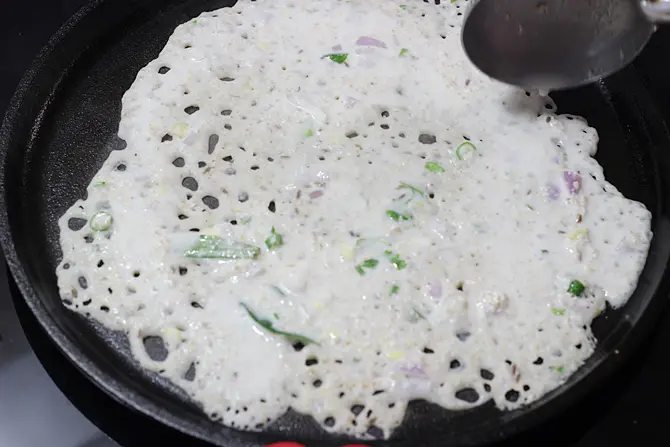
[461,0,670,90]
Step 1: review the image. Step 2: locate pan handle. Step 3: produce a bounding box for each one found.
[641,0,670,22]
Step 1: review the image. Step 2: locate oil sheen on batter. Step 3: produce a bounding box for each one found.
[56,0,653,439]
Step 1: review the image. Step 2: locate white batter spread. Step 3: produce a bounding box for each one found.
[56,0,653,439]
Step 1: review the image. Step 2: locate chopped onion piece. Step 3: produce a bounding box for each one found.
[563,171,582,194]
[356,36,387,48]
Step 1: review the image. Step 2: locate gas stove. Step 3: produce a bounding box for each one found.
[2,2,670,447]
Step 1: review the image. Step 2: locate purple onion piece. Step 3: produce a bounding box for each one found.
[309,190,324,199]
[344,96,358,108]
[563,171,582,194]
[399,364,426,378]
[428,281,443,298]
[356,36,387,48]
[546,183,560,200]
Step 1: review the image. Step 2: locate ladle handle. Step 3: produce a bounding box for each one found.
[641,0,670,22]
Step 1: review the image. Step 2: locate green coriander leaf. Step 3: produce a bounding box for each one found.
[425,161,445,172]
[399,48,409,57]
[265,227,284,250]
[567,280,585,296]
[362,258,379,268]
[552,308,565,316]
[386,210,412,221]
[269,285,286,296]
[390,284,400,295]
[397,182,425,197]
[305,128,314,137]
[386,210,400,221]
[412,307,426,320]
[356,258,379,275]
[327,53,348,64]
[384,250,407,270]
[241,303,319,346]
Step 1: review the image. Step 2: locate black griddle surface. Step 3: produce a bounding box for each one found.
[2,1,670,446]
